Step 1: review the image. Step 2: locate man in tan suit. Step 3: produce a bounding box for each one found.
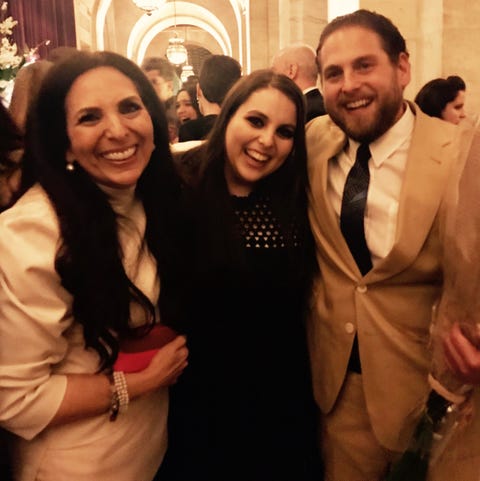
[306,9,480,481]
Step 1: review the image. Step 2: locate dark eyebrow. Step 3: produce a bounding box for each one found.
[352,55,377,65]
[245,109,266,117]
[323,54,378,73]
[73,106,101,121]
[120,95,143,103]
[322,64,342,77]
[72,94,143,121]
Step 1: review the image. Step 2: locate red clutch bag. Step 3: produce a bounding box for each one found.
[114,324,178,373]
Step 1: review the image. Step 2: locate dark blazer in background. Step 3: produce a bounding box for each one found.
[178,114,217,142]
[305,88,326,122]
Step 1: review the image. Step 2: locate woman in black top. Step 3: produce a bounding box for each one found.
[159,69,322,481]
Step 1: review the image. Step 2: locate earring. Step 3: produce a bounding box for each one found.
[66,160,75,172]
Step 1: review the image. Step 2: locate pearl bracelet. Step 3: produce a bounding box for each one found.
[109,371,129,422]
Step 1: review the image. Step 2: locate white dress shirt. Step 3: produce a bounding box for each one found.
[328,104,415,266]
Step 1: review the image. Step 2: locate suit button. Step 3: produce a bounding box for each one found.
[356,285,367,293]
[345,322,355,334]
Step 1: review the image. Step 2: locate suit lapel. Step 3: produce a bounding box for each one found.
[369,107,457,281]
[307,117,360,277]
[307,107,458,282]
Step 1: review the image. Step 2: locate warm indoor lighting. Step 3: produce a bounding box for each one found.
[180,63,195,83]
[132,0,166,15]
[166,33,188,66]
[165,0,187,66]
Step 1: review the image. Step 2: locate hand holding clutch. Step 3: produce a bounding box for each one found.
[114,324,178,373]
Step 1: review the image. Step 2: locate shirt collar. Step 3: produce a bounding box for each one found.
[303,86,318,95]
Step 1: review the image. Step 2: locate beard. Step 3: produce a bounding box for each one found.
[325,84,405,144]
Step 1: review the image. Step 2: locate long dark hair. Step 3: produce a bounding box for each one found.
[176,84,201,120]
[0,102,22,154]
[0,103,23,211]
[21,51,187,369]
[191,69,315,281]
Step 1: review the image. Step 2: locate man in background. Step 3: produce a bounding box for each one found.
[271,43,325,122]
[141,56,178,114]
[179,54,242,142]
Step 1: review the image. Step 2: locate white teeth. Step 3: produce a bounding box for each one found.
[346,99,370,109]
[246,149,269,162]
[102,146,136,160]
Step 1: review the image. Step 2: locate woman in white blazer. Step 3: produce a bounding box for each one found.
[0,51,189,481]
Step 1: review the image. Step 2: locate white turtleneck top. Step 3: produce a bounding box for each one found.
[0,183,167,481]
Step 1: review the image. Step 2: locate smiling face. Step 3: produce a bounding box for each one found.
[224,86,296,196]
[441,90,466,124]
[176,90,198,123]
[319,26,410,143]
[65,66,155,190]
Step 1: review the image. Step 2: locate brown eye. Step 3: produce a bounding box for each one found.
[324,67,342,81]
[277,126,295,139]
[247,116,264,128]
[78,111,100,124]
[119,99,142,115]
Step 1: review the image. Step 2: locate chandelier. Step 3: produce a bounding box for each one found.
[166,34,188,66]
[180,63,195,83]
[132,0,166,15]
[165,0,188,66]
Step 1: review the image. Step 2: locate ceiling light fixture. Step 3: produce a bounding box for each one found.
[132,0,165,16]
[180,26,194,82]
[180,63,195,83]
[165,0,188,66]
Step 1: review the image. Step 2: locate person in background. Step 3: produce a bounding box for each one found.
[157,69,321,481]
[6,60,53,207]
[305,9,476,481]
[175,83,201,125]
[9,60,53,133]
[0,50,189,481]
[46,46,78,64]
[178,54,242,142]
[271,42,326,122]
[415,75,467,124]
[141,56,178,114]
[0,102,22,211]
[166,110,181,144]
[181,74,199,90]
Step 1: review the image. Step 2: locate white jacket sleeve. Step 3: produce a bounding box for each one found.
[0,186,70,440]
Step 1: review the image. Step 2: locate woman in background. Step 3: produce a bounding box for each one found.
[159,69,321,481]
[415,75,467,124]
[175,83,201,125]
[0,50,188,481]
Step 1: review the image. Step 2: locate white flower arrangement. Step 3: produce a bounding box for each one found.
[0,1,25,92]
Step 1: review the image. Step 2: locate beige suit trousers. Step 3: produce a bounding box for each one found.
[321,373,397,481]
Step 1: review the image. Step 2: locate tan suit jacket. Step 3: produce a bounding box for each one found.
[306,104,461,451]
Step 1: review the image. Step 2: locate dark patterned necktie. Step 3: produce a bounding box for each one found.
[340,143,373,275]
